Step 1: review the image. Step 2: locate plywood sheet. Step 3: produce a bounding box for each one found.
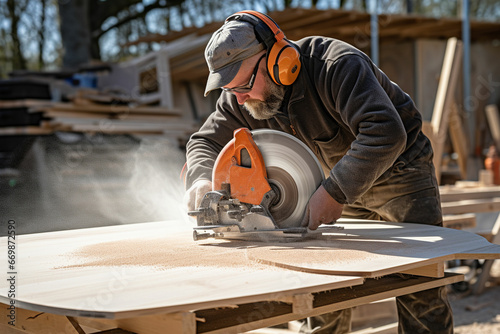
[0,221,362,319]
[2,219,497,320]
[245,219,500,277]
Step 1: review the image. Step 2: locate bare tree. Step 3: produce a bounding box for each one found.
[58,0,91,70]
[37,0,47,70]
[6,0,28,70]
[57,0,188,68]
[1,0,499,74]
[406,0,413,13]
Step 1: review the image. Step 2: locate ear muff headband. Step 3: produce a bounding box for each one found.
[226,10,301,86]
[236,10,285,44]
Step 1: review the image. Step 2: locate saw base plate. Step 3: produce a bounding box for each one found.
[193,225,345,242]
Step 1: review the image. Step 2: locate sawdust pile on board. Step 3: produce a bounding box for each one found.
[57,233,274,270]
[57,230,413,273]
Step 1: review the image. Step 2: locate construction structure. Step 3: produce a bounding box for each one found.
[1,7,500,334]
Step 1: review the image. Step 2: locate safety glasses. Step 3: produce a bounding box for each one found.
[222,54,266,94]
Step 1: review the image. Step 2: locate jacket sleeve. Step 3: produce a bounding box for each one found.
[184,94,252,189]
[320,55,407,204]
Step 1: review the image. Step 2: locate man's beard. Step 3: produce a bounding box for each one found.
[243,74,286,120]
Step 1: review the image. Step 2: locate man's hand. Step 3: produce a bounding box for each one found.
[183,179,213,212]
[301,185,344,230]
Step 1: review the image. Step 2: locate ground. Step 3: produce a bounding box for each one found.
[449,261,500,334]
[1,134,499,333]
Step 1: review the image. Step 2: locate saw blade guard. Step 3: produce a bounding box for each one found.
[212,128,272,205]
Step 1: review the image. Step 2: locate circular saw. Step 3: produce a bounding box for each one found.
[189,128,330,241]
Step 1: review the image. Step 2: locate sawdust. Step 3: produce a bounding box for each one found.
[58,230,410,276]
[58,231,275,270]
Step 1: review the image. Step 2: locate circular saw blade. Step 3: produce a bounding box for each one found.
[251,129,325,228]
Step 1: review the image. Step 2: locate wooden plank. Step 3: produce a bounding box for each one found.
[440,185,500,202]
[399,262,445,278]
[47,103,180,116]
[4,274,462,334]
[441,197,500,215]
[195,273,463,334]
[0,306,194,334]
[448,101,468,179]
[0,219,495,332]
[0,222,363,320]
[485,104,500,150]
[473,213,500,294]
[44,110,180,122]
[0,126,55,135]
[70,124,196,135]
[246,219,500,277]
[0,306,81,334]
[0,99,54,109]
[442,213,476,230]
[114,312,196,334]
[429,37,463,183]
[277,293,314,315]
[1,324,28,334]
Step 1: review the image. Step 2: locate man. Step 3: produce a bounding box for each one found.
[183,10,453,334]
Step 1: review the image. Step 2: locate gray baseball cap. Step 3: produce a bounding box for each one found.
[204,19,265,97]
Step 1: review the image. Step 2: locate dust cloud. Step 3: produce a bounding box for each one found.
[0,133,195,234]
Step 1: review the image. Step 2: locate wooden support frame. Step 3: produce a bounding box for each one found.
[441,197,500,215]
[2,220,499,332]
[440,185,500,202]
[0,307,83,334]
[194,273,462,334]
[0,274,462,334]
[485,104,500,150]
[473,214,500,295]
[448,101,469,179]
[422,37,464,183]
[442,213,477,230]
[0,308,196,334]
[400,262,445,278]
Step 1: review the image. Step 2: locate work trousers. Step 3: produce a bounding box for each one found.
[302,144,454,334]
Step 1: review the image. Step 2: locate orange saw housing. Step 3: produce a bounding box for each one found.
[212,128,272,205]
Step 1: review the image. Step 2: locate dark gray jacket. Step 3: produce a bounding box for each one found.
[185,36,430,205]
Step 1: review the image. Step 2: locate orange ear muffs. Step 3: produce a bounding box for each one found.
[227,10,301,86]
[267,38,301,86]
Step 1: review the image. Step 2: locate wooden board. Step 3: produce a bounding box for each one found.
[0,99,54,109]
[245,219,500,277]
[0,221,362,320]
[194,273,463,334]
[47,103,180,116]
[0,274,464,334]
[1,219,497,322]
[442,213,476,230]
[428,37,463,183]
[486,104,500,150]
[441,197,500,215]
[440,184,500,202]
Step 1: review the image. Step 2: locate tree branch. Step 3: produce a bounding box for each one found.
[91,0,185,39]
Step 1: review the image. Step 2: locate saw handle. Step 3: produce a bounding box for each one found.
[212,128,271,205]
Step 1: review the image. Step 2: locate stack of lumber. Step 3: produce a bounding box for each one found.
[0,99,54,135]
[440,183,500,217]
[0,89,198,139]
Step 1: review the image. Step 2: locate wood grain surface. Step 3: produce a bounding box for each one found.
[246,219,500,277]
[0,221,362,319]
[1,219,498,320]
